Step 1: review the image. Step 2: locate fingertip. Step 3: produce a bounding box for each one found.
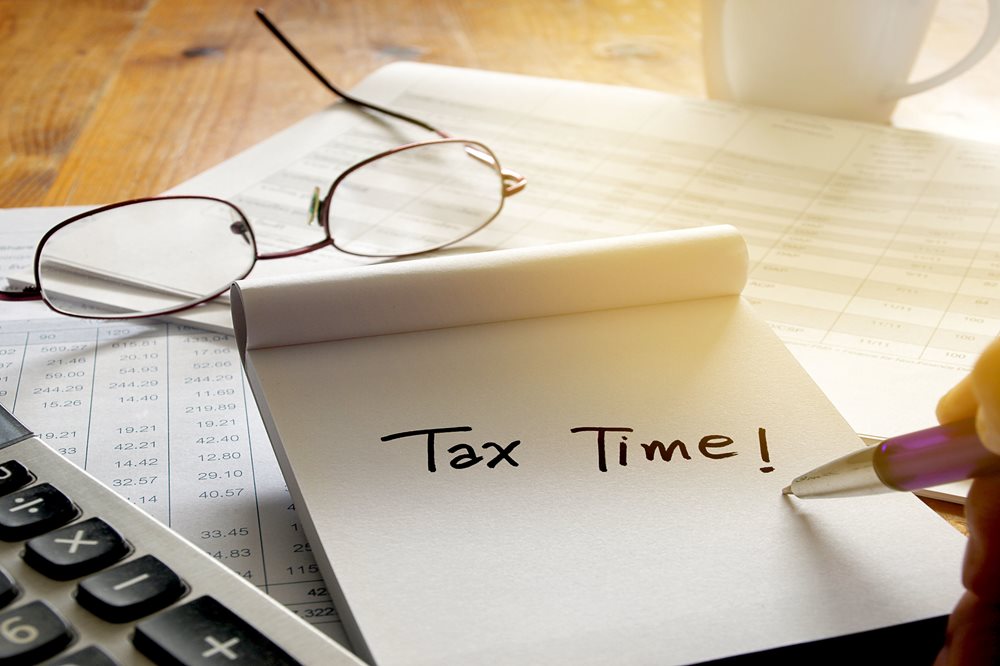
[937,375,977,424]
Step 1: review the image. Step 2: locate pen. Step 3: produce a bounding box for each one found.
[782,417,1000,498]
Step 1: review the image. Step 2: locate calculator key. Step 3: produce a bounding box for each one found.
[134,596,300,666]
[0,599,73,665]
[45,645,119,665]
[0,568,16,609]
[0,483,76,541]
[76,555,185,623]
[24,517,129,581]
[0,461,32,497]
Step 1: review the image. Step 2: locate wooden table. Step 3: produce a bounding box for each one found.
[3,0,996,531]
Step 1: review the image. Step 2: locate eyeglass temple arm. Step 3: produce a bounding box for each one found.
[255,9,449,139]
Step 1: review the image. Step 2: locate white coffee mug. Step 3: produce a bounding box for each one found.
[702,0,1000,122]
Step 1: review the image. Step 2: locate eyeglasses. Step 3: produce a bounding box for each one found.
[0,9,526,321]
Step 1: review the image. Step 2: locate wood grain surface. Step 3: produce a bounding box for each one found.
[3,0,997,532]
[3,0,998,208]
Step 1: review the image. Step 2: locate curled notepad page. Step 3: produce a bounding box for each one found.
[231,225,748,352]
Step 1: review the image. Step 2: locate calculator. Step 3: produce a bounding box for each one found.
[0,404,363,665]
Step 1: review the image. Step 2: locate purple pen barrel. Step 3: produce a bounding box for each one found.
[874,417,1000,491]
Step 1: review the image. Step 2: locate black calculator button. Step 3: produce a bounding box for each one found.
[0,599,73,664]
[0,568,16,609]
[0,483,76,541]
[76,555,185,623]
[45,645,119,665]
[24,517,129,581]
[0,462,32,497]
[134,596,300,666]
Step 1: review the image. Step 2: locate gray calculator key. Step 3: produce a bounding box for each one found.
[0,599,73,664]
[24,517,129,581]
[76,554,185,623]
[134,595,301,665]
[0,461,32,497]
[0,567,16,609]
[0,483,76,541]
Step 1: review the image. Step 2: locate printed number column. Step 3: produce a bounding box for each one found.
[0,331,28,416]
[10,328,96,469]
[85,324,170,524]
[917,146,1000,367]
[166,326,264,584]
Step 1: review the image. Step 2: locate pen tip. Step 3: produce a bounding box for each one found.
[781,485,793,495]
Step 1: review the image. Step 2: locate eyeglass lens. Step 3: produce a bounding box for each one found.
[38,198,256,318]
[35,140,509,319]
[327,140,505,257]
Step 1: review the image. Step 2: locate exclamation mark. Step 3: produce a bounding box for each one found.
[758,427,774,473]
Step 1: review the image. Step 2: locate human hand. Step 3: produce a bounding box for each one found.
[934,336,1000,665]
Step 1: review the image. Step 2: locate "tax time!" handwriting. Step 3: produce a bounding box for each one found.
[379,425,776,474]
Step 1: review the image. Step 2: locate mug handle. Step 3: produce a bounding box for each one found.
[888,0,1000,99]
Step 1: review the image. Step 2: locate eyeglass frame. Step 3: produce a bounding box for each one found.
[0,9,526,319]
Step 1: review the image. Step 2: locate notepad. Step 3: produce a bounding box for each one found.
[232,226,965,665]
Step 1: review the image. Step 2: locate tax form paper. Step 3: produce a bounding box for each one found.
[232,226,964,665]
